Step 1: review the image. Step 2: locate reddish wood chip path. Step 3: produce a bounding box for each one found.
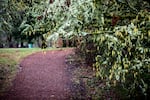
[2,48,74,100]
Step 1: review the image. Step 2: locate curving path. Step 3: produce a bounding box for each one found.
[1,48,74,100]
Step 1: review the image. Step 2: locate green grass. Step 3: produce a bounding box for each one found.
[0,47,68,64]
[0,47,69,96]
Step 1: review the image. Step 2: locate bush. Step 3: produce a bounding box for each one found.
[93,11,150,99]
[74,0,150,99]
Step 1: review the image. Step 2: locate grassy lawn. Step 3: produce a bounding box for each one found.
[0,47,67,96]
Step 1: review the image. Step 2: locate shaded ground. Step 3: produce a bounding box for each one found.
[66,54,119,100]
[1,48,74,100]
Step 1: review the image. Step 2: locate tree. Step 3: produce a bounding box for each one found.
[42,0,149,99]
[89,0,150,99]
[0,0,28,47]
[44,0,94,47]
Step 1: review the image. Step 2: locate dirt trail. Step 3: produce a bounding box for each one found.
[1,48,74,100]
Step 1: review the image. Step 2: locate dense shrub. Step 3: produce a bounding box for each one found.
[77,1,150,98]
[92,10,150,99]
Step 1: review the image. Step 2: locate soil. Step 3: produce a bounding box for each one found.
[0,48,74,100]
